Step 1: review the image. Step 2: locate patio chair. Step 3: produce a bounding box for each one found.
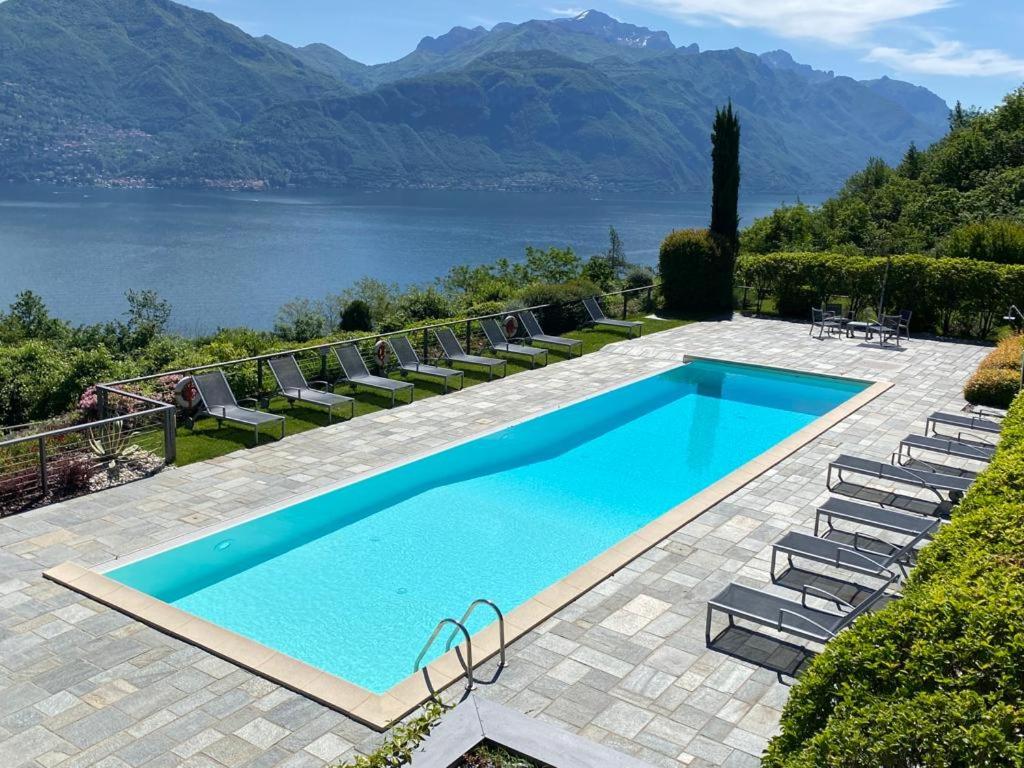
[267,355,354,424]
[897,309,912,342]
[331,343,414,408]
[772,523,934,581]
[810,307,843,339]
[389,335,464,394]
[706,572,897,646]
[926,411,1002,437]
[582,296,643,338]
[192,369,285,446]
[813,496,943,540]
[896,433,995,467]
[434,327,507,381]
[518,310,583,357]
[866,314,901,346]
[826,453,973,503]
[480,318,548,368]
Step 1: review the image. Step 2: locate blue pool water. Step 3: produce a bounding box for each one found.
[109,360,865,692]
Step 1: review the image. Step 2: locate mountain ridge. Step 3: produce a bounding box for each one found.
[0,0,951,192]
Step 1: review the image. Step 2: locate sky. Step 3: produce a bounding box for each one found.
[184,1,1023,108]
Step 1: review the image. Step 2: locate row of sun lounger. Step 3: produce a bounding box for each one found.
[185,299,644,445]
[706,408,1000,651]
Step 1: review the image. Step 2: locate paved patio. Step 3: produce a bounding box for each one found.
[0,316,989,768]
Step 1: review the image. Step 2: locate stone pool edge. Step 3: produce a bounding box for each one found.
[43,368,891,732]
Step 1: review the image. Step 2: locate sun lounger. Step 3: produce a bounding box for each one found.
[267,355,354,424]
[518,310,583,357]
[926,411,1001,437]
[582,296,642,338]
[896,434,995,465]
[434,327,507,380]
[813,497,942,540]
[480,318,548,368]
[332,343,414,408]
[706,573,896,646]
[389,335,464,393]
[827,454,973,503]
[772,525,931,580]
[192,369,285,446]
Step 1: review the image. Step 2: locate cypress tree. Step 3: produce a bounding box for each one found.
[711,102,741,248]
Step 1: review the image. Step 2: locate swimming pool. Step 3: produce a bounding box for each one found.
[48,358,878,727]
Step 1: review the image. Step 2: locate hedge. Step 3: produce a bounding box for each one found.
[735,252,1024,337]
[762,394,1024,767]
[660,229,733,314]
[964,336,1023,409]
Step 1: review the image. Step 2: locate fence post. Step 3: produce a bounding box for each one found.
[622,294,628,320]
[97,388,108,419]
[256,359,264,395]
[319,349,328,383]
[162,408,177,465]
[38,436,47,496]
[465,321,472,353]
[423,328,430,363]
[646,286,652,308]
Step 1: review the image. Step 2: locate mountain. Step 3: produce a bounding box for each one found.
[0,0,951,192]
[0,0,348,183]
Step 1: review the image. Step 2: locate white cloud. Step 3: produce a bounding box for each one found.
[866,39,1024,78]
[546,7,587,17]
[622,0,952,44]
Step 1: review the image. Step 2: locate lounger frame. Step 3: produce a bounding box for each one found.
[267,355,355,424]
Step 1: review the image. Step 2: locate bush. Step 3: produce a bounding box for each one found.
[341,300,373,332]
[964,335,1023,408]
[735,252,1019,336]
[274,298,328,342]
[660,229,731,314]
[764,392,1024,767]
[939,220,1024,264]
[517,278,600,334]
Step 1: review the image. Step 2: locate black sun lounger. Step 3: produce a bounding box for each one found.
[332,343,414,408]
[706,574,896,646]
[389,335,464,393]
[268,355,354,424]
[926,411,1001,437]
[480,318,548,368]
[518,310,583,357]
[896,434,995,465]
[827,454,973,503]
[434,327,507,381]
[772,526,932,580]
[582,296,643,338]
[814,497,943,539]
[192,369,286,446]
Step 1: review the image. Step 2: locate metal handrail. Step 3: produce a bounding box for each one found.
[414,617,474,692]
[446,598,506,670]
[0,406,171,449]
[98,283,659,389]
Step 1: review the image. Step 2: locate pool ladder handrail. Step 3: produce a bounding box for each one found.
[414,618,474,690]
[413,598,506,696]
[445,598,507,670]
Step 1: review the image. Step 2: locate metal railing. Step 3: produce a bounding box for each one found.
[0,284,657,517]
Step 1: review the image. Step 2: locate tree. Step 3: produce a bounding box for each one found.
[123,289,171,348]
[1,291,63,341]
[341,300,373,332]
[711,102,741,249]
[605,226,628,276]
[900,142,923,180]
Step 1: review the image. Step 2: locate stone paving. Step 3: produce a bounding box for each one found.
[0,316,990,768]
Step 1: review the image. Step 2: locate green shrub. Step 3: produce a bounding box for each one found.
[518,278,600,334]
[964,336,1023,408]
[341,300,373,332]
[659,229,731,314]
[764,391,1024,767]
[939,220,1024,264]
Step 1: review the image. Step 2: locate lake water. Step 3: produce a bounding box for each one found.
[0,185,824,332]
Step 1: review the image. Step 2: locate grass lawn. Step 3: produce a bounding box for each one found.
[173,314,691,467]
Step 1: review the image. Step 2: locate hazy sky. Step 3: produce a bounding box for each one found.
[184,1,1023,108]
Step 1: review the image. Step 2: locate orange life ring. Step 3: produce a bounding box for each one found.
[374,340,390,367]
[503,315,519,338]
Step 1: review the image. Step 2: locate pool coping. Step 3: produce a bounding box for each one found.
[43,358,891,732]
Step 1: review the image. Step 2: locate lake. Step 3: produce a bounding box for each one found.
[0,186,824,332]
